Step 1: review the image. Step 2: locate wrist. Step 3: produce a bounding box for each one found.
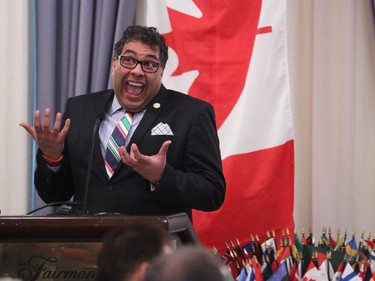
[42,154,64,166]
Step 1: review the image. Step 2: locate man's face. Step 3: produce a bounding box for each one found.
[112,40,164,112]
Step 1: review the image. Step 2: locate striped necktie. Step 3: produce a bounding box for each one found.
[105,112,133,178]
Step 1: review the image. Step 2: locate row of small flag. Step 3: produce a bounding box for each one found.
[213,228,375,280]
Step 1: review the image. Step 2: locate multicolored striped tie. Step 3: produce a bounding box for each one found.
[105,112,133,178]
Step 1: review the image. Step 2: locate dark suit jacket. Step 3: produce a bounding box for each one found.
[35,85,226,218]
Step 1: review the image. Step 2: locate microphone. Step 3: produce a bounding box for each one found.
[81,114,104,215]
[26,201,84,216]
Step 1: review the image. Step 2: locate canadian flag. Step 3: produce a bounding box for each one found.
[136,0,294,250]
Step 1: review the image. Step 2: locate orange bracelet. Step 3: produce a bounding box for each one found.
[42,154,64,164]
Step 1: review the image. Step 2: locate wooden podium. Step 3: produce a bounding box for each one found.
[0,213,200,280]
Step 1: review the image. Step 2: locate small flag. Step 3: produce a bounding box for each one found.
[339,263,361,281]
[268,262,289,281]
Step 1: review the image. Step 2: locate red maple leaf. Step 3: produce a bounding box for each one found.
[164,0,270,128]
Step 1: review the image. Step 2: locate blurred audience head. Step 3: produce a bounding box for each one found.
[145,246,228,281]
[96,222,171,281]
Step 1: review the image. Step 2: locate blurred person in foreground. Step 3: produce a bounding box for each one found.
[20,25,225,218]
[96,222,171,281]
[145,246,228,281]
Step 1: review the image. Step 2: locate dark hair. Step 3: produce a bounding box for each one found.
[114,25,169,67]
[96,222,170,281]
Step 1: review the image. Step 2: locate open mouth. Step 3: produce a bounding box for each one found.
[126,81,144,96]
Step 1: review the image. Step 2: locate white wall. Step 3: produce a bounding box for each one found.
[0,0,31,215]
[288,0,375,236]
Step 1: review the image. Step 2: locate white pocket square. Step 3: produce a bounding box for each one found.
[151,122,174,136]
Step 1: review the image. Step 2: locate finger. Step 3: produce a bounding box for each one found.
[158,140,172,155]
[130,143,142,160]
[59,118,71,138]
[52,112,62,134]
[56,118,71,143]
[19,123,37,140]
[118,146,132,163]
[43,108,51,131]
[34,110,42,134]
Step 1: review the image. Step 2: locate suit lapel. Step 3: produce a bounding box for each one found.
[129,85,169,145]
[93,90,115,178]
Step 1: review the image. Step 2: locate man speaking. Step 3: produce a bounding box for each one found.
[20,25,226,219]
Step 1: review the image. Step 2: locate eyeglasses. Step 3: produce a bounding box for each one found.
[117,56,160,73]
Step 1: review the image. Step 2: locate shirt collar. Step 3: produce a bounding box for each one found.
[109,94,147,116]
[108,95,124,116]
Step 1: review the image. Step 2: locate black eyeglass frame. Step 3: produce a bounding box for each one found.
[117,55,161,73]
